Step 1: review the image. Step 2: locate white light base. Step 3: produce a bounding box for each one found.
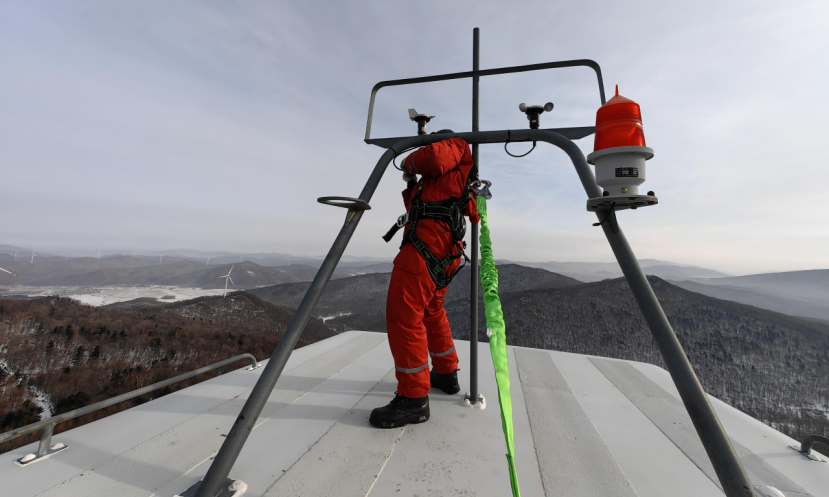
[587,146,654,196]
[587,194,658,212]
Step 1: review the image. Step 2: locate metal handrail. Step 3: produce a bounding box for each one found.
[800,434,829,456]
[2,353,261,466]
[364,58,606,143]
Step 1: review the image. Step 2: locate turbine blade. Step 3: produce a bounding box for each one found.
[228,277,235,287]
[0,267,17,276]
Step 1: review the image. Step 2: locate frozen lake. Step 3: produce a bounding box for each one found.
[0,285,227,306]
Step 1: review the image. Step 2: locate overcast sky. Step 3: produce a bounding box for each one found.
[1,1,827,274]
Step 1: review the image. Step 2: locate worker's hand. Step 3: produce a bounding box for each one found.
[402,171,416,183]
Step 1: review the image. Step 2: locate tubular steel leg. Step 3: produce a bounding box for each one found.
[468,27,480,402]
[598,219,755,496]
[195,148,397,497]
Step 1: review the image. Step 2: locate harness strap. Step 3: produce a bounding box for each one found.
[383,181,472,290]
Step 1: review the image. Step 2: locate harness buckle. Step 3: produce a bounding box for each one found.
[395,213,409,228]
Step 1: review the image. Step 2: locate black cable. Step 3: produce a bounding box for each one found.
[393,146,419,171]
[592,203,616,227]
[504,130,536,158]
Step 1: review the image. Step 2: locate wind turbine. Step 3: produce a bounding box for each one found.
[0,267,17,277]
[218,264,235,298]
[30,252,35,264]
[160,254,164,262]
[97,251,101,259]
[239,255,243,263]
[132,251,135,258]
[14,251,17,259]
[206,257,210,265]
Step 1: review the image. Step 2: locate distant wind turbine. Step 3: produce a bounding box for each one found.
[30,252,35,264]
[0,267,17,277]
[97,251,101,259]
[206,257,210,265]
[132,251,135,258]
[218,264,235,298]
[14,251,18,259]
[239,255,243,263]
[160,254,164,262]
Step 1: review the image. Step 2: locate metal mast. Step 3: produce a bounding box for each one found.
[469,27,480,404]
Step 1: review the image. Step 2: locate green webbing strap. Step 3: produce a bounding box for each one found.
[476,197,521,497]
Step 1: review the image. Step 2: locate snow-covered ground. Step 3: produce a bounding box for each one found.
[318,311,352,324]
[0,285,226,307]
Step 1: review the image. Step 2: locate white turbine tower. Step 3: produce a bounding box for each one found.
[218,264,235,298]
[97,251,101,259]
[0,267,17,277]
[132,251,135,258]
[206,257,210,265]
[239,255,243,263]
[30,252,35,264]
[160,254,164,262]
[14,251,18,259]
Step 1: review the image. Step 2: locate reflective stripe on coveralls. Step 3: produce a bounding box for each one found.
[395,363,429,374]
[429,346,455,358]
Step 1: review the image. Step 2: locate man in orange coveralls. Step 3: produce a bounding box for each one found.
[370,133,479,429]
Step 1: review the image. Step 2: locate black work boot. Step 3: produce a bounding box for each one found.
[430,368,460,394]
[369,393,430,429]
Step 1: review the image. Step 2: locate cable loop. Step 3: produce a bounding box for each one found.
[504,130,536,158]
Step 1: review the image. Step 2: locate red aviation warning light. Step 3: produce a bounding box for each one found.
[586,85,657,212]
[594,85,646,151]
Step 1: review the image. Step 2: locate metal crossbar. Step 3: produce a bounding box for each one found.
[2,353,261,466]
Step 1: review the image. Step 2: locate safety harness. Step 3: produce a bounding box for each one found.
[382,182,470,289]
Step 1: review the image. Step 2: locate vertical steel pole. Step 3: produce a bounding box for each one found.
[469,28,480,403]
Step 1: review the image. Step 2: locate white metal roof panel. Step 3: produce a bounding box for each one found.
[1,331,826,497]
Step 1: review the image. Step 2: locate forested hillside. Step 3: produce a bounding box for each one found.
[247,264,581,332]
[0,294,335,453]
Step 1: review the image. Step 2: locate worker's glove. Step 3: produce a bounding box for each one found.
[402,171,416,183]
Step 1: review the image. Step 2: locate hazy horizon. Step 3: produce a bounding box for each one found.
[5,242,828,277]
[2,1,828,275]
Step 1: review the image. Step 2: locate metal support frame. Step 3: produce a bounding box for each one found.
[195,34,755,496]
[2,353,261,467]
[196,129,756,497]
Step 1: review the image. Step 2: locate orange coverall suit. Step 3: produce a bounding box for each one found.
[387,138,480,399]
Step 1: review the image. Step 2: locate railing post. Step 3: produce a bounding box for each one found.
[36,424,54,456]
